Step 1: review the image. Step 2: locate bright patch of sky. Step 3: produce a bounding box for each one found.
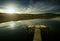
[0,0,60,14]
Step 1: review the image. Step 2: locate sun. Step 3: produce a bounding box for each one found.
[5,7,16,14]
[6,7,15,13]
[4,4,18,14]
[0,3,25,14]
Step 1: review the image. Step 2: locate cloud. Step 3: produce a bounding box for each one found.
[24,2,58,14]
[0,1,60,14]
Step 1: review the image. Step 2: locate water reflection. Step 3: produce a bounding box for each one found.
[0,17,60,41]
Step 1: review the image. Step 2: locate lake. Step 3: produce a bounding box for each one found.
[0,17,60,41]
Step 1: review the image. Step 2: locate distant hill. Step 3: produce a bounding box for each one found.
[0,13,60,23]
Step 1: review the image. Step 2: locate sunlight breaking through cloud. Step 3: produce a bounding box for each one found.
[0,2,59,14]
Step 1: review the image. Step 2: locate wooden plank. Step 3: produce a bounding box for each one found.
[33,29,42,41]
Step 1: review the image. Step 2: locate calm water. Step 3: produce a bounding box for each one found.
[0,17,60,41]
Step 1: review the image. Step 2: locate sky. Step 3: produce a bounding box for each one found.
[0,0,60,14]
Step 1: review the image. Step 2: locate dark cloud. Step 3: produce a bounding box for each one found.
[0,0,60,14]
